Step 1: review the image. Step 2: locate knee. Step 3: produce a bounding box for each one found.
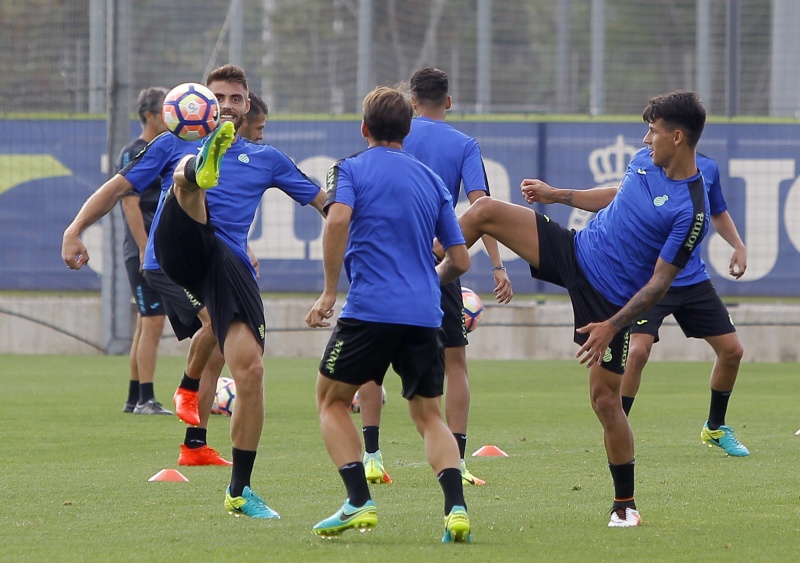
[626,343,650,368]
[590,387,620,419]
[718,340,744,366]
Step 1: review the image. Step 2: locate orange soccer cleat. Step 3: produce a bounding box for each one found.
[178,444,232,466]
[173,387,201,426]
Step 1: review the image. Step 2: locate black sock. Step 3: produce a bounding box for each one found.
[609,460,636,508]
[707,389,732,430]
[621,396,635,417]
[179,373,200,392]
[139,382,155,403]
[437,467,466,515]
[184,156,197,184]
[339,462,371,507]
[184,427,207,448]
[362,426,380,454]
[126,380,139,405]
[453,433,467,460]
[229,448,257,498]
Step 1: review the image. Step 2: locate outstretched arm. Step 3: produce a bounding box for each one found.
[575,258,681,368]
[520,179,618,212]
[62,174,134,270]
[710,211,746,279]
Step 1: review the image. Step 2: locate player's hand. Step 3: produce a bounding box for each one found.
[306,293,336,328]
[575,321,616,368]
[729,246,747,279]
[520,179,558,205]
[493,269,513,304]
[62,232,88,270]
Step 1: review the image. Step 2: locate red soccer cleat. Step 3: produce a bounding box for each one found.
[173,387,200,426]
[178,444,232,466]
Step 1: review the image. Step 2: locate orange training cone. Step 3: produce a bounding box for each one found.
[472,445,508,457]
[149,469,189,482]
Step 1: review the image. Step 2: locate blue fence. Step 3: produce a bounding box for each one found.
[2,119,798,296]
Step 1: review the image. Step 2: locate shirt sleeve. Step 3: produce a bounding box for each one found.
[460,138,490,197]
[271,147,322,206]
[324,158,355,214]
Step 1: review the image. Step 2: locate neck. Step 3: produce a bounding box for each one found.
[369,140,403,150]
[663,151,698,181]
[140,124,161,143]
[415,106,446,121]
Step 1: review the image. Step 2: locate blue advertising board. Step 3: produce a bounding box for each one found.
[1,119,798,296]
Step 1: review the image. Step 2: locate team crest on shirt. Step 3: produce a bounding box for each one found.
[653,195,669,207]
[238,154,250,163]
[568,135,638,231]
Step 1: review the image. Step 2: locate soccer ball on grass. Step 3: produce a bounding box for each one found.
[162,82,219,141]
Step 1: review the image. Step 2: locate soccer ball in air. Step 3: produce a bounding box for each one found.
[461,287,484,333]
[162,82,219,141]
[349,386,387,414]
[215,376,236,417]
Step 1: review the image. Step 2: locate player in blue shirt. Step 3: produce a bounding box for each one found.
[117,86,173,416]
[163,64,326,519]
[355,67,512,487]
[449,90,709,528]
[621,153,748,456]
[305,86,472,542]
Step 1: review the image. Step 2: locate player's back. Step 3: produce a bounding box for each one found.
[328,146,458,327]
[403,117,487,204]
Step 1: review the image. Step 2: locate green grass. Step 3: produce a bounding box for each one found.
[2,356,797,562]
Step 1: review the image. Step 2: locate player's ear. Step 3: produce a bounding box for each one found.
[445,95,452,110]
[672,127,684,146]
[361,120,369,139]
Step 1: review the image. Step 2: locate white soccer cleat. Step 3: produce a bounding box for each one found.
[608,507,642,528]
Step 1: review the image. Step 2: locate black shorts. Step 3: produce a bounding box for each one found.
[440,279,468,348]
[529,212,630,375]
[630,279,736,342]
[154,189,266,352]
[319,318,445,400]
[143,267,203,340]
[125,257,165,317]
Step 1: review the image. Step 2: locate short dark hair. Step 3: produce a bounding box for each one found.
[642,90,706,148]
[410,67,449,106]
[136,86,167,124]
[206,64,248,92]
[362,86,413,143]
[247,91,268,119]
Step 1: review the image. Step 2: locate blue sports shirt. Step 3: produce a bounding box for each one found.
[670,152,728,286]
[575,148,709,306]
[402,117,489,206]
[325,146,465,327]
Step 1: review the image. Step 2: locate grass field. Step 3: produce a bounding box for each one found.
[2,355,798,562]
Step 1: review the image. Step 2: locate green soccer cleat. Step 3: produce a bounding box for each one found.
[224,486,280,519]
[441,505,471,543]
[700,422,750,457]
[364,450,393,484]
[460,459,485,486]
[195,121,235,189]
[312,499,378,538]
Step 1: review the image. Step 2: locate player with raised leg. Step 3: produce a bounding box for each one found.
[306,86,472,542]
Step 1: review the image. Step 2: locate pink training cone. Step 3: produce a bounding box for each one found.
[472,445,508,457]
[149,469,189,482]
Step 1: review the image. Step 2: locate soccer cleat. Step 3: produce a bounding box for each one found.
[123,401,136,413]
[224,486,280,519]
[608,506,642,528]
[173,387,201,426]
[364,451,393,484]
[132,399,173,415]
[700,422,750,456]
[460,459,485,486]
[178,444,232,466]
[312,499,378,537]
[441,505,471,543]
[195,121,235,189]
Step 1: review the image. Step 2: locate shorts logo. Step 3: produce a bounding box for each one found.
[325,339,344,374]
[258,324,265,339]
[729,315,735,327]
[620,331,629,369]
[183,289,202,307]
[543,214,550,223]
[636,319,648,325]
[603,347,613,364]
[238,154,250,164]
[653,195,669,207]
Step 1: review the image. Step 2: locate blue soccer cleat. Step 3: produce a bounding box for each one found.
[224,486,280,519]
[312,499,378,537]
[700,422,750,457]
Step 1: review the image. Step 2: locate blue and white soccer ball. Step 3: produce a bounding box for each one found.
[349,386,387,414]
[461,287,484,333]
[214,376,236,417]
[162,82,219,141]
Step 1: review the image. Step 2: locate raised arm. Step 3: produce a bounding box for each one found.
[520,179,619,213]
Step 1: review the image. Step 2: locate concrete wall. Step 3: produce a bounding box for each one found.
[1,295,799,363]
